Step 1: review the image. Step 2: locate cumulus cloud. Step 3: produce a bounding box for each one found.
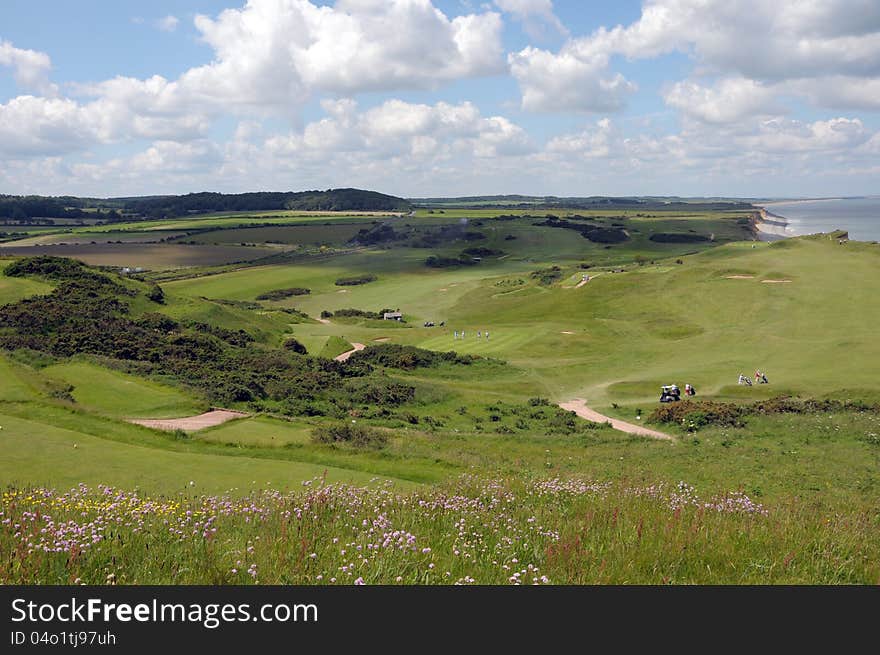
[189,0,504,101]
[513,0,880,115]
[545,118,613,157]
[1,1,507,158]
[508,45,636,113]
[0,40,57,95]
[0,76,210,157]
[266,97,534,160]
[663,78,784,124]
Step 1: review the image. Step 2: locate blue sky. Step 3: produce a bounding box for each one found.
[1,0,878,198]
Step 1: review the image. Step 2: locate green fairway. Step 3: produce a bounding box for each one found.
[0,412,406,495]
[41,360,204,418]
[197,415,313,446]
[0,261,52,304]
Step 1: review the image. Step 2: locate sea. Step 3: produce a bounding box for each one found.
[762,197,880,242]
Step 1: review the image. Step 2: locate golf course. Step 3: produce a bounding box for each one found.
[1,196,878,584]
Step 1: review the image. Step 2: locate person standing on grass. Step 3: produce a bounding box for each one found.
[486,331,490,340]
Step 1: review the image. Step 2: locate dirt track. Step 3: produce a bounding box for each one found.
[334,342,366,362]
[558,399,673,441]
[130,409,248,432]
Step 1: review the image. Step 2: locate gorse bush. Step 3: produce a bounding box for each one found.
[335,274,377,286]
[321,308,395,320]
[530,266,563,286]
[311,422,388,448]
[255,287,310,301]
[283,338,308,355]
[145,283,165,304]
[650,397,880,429]
[347,343,478,370]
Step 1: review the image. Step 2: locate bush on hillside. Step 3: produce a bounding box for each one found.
[146,283,165,304]
[311,422,388,448]
[256,287,310,301]
[347,343,477,370]
[649,233,711,243]
[530,266,563,285]
[335,274,377,286]
[283,338,308,355]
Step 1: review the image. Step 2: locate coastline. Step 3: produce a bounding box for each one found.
[751,206,792,241]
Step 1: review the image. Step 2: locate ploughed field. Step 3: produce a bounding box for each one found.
[1,207,879,583]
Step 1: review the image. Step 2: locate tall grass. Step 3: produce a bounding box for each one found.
[2,475,876,585]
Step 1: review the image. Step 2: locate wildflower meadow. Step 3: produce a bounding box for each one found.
[2,475,877,585]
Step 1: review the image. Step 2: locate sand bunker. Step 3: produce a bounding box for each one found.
[561,331,575,335]
[130,409,248,433]
[762,279,792,284]
[372,337,390,342]
[334,342,366,362]
[725,275,754,279]
[337,289,349,293]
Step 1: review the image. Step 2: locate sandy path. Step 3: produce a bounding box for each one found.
[316,317,331,324]
[725,275,754,279]
[334,342,366,362]
[130,409,248,433]
[559,399,673,441]
[762,279,792,284]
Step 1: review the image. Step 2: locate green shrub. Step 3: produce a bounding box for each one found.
[530,267,563,286]
[335,274,377,286]
[146,283,165,304]
[311,422,388,448]
[649,233,711,243]
[256,287,310,301]
[283,338,308,355]
[347,343,477,370]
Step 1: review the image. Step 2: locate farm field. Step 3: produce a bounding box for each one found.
[2,205,879,584]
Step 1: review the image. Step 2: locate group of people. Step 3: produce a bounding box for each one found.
[659,383,696,402]
[453,330,490,340]
[738,369,769,386]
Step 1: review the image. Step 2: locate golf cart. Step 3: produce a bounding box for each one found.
[659,384,681,403]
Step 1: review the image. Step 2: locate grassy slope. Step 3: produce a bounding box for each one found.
[0,412,401,495]
[3,216,880,507]
[40,360,204,418]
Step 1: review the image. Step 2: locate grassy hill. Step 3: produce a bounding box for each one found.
[2,207,880,583]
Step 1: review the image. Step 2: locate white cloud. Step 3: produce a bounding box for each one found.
[189,0,504,101]
[742,117,870,154]
[784,76,880,112]
[508,45,636,113]
[1,1,507,158]
[494,0,568,39]
[545,118,613,157]
[513,0,880,115]
[0,76,210,157]
[156,15,180,32]
[0,40,57,95]
[266,98,534,160]
[663,78,784,124]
